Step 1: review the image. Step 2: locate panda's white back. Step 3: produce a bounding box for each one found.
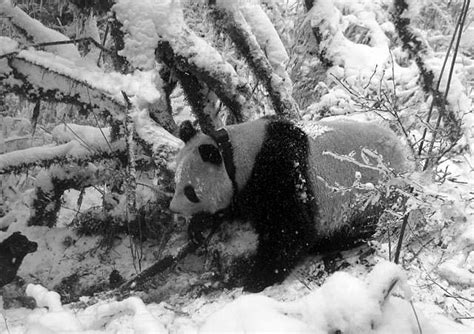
[303,120,414,236]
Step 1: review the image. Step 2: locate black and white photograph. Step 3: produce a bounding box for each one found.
[0,0,473,332]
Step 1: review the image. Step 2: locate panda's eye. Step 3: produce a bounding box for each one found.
[198,144,222,165]
[184,185,200,203]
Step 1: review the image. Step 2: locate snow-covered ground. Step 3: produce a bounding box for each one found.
[0,257,472,333]
[1,159,473,332]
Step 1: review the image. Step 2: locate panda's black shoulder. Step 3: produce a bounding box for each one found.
[260,116,306,143]
[260,115,291,124]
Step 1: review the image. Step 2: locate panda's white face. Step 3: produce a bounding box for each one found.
[169,134,234,217]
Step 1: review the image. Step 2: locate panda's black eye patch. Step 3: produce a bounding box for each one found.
[198,144,222,165]
[184,185,200,203]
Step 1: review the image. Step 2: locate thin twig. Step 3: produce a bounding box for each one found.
[86,87,113,152]
[388,228,392,261]
[410,301,423,334]
[59,118,96,154]
[408,237,435,263]
[394,212,410,264]
[417,8,460,157]
[0,37,112,60]
[426,274,468,309]
[97,21,110,66]
[1,311,10,334]
[121,91,147,271]
[363,65,378,90]
[29,37,111,53]
[423,0,469,170]
[445,294,474,303]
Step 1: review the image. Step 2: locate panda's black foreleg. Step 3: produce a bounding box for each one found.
[243,247,293,292]
[243,225,312,292]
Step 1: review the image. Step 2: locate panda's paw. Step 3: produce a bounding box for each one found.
[188,213,215,244]
[188,212,227,245]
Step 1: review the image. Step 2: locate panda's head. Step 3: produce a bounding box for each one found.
[169,121,233,217]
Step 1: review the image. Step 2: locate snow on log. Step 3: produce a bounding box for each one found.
[0,123,119,174]
[1,52,125,121]
[0,0,81,61]
[0,139,124,175]
[211,3,300,120]
[1,48,166,123]
[132,109,183,154]
[0,115,181,175]
[307,0,392,79]
[0,36,18,56]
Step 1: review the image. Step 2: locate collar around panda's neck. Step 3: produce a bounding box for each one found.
[210,128,238,195]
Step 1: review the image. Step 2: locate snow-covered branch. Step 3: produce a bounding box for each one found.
[304,0,334,68]
[391,0,462,147]
[1,50,126,121]
[0,0,81,61]
[153,65,178,132]
[306,0,393,78]
[211,3,300,120]
[1,42,172,130]
[156,27,254,126]
[0,114,181,176]
[112,0,254,129]
[29,163,114,227]
[0,137,124,175]
[239,2,292,89]
[18,119,179,227]
[157,41,225,134]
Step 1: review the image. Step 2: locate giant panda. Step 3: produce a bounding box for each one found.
[170,116,414,292]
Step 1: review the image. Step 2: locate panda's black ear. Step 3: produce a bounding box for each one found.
[198,144,222,165]
[179,120,197,143]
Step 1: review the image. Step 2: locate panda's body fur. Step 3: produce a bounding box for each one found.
[170,117,414,292]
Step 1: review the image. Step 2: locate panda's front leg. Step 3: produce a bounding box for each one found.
[243,229,309,292]
[243,242,291,292]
